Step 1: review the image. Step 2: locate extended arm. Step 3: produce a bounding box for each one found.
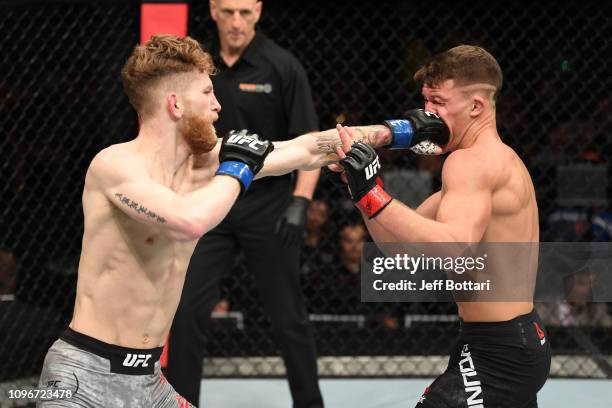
[257,125,392,178]
[366,152,491,243]
[257,109,448,177]
[89,150,240,242]
[335,122,492,243]
[91,134,272,242]
[109,177,240,242]
[365,191,442,242]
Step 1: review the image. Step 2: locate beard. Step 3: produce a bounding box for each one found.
[178,113,218,155]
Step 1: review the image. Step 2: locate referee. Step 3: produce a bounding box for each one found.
[166,1,323,407]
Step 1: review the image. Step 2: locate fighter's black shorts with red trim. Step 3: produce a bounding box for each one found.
[415,309,551,408]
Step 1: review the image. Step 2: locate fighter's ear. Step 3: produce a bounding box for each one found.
[469,94,485,117]
[167,92,182,120]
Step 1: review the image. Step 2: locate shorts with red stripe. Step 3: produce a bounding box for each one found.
[415,309,551,408]
[38,328,194,407]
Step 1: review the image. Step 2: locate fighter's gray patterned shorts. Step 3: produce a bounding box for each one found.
[38,330,195,407]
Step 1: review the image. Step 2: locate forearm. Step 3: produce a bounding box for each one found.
[293,169,320,199]
[308,125,392,167]
[257,125,391,177]
[366,200,459,243]
[364,218,399,242]
[349,125,393,149]
[363,191,441,241]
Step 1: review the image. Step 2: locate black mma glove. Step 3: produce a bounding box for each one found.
[340,142,392,219]
[275,196,310,247]
[384,109,450,154]
[216,129,274,193]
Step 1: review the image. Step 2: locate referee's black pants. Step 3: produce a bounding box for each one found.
[166,181,323,408]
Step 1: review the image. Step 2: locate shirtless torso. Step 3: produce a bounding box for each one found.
[338,80,540,323]
[439,136,538,321]
[69,124,388,348]
[71,141,217,348]
[326,44,549,408]
[38,33,398,406]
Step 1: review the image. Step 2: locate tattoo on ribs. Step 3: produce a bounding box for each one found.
[114,193,166,224]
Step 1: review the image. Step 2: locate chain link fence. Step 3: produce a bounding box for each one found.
[0,0,139,389]
[1,0,611,394]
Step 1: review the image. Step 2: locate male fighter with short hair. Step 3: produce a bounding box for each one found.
[335,45,551,407]
[36,34,445,407]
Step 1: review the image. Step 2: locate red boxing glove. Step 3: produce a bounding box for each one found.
[340,142,393,219]
[355,181,392,219]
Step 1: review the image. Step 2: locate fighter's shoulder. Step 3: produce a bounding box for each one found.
[87,143,145,186]
[443,148,489,172]
[442,148,493,187]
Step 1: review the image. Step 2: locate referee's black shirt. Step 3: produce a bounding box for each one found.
[208,31,318,145]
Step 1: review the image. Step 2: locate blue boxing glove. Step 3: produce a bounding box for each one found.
[384,109,449,154]
[216,129,274,193]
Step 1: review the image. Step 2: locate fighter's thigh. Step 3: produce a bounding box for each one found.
[38,399,82,407]
[38,341,107,407]
[151,372,196,408]
[414,369,466,408]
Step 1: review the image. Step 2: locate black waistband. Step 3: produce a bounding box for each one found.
[60,327,163,375]
[461,309,538,329]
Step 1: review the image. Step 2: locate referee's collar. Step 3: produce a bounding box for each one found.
[212,30,266,69]
[241,31,266,66]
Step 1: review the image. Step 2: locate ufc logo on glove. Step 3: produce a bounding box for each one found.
[364,156,381,180]
[227,131,266,150]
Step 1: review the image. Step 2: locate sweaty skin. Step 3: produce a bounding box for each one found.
[70,84,391,348]
[337,79,537,322]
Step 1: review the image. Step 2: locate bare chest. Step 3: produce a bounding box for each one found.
[103,226,195,287]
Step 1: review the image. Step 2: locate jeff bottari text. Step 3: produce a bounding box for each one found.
[373,279,491,291]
